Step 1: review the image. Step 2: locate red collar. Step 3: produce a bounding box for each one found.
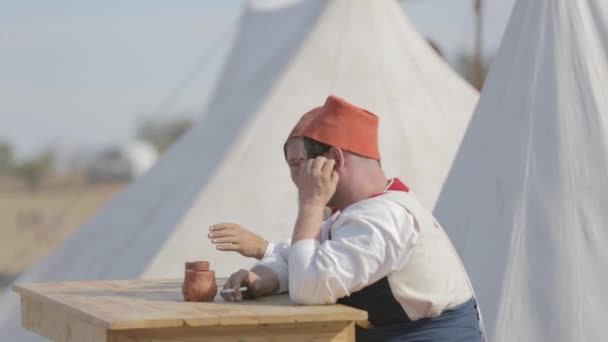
[371,178,409,197]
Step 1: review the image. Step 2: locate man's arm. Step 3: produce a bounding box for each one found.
[288,200,417,304]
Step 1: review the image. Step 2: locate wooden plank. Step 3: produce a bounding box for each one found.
[14,279,368,331]
[14,281,113,329]
[21,296,107,342]
[108,321,356,342]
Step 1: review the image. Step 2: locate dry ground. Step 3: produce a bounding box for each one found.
[0,180,125,290]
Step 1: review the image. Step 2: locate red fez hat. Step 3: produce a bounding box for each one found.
[286,95,381,160]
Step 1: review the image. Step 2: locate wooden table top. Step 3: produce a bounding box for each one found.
[13,279,368,331]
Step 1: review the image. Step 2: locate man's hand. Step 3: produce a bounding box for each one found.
[291,157,338,242]
[209,223,269,260]
[221,267,278,302]
[296,157,339,208]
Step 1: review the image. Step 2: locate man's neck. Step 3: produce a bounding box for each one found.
[334,174,388,211]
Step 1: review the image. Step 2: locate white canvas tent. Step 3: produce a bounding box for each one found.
[435,0,608,341]
[0,0,478,340]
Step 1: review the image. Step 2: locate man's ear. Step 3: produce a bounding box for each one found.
[329,147,345,169]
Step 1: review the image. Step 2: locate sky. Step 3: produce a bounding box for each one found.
[0,0,516,159]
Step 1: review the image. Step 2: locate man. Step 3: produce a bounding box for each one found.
[214,95,483,341]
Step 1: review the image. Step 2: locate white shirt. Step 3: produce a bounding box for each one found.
[257,195,417,303]
[256,185,473,320]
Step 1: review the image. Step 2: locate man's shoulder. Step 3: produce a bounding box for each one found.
[341,192,411,219]
[329,194,414,239]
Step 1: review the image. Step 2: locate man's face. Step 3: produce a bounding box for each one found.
[285,138,307,185]
[285,138,341,208]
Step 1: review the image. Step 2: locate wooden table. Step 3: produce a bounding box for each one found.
[13,279,367,342]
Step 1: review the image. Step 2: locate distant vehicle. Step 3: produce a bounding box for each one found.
[88,140,158,182]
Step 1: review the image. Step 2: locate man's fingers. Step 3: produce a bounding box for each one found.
[209,223,240,239]
[209,225,227,232]
[208,230,236,239]
[220,290,232,301]
[224,272,241,289]
[211,236,239,244]
[222,270,248,302]
[312,156,327,175]
[234,269,249,291]
[221,286,235,302]
[222,276,236,302]
[216,244,241,251]
[305,158,315,173]
[321,159,336,176]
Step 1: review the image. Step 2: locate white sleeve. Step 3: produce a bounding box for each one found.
[254,241,291,294]
[263,242,277,259]
[288,198,418,305]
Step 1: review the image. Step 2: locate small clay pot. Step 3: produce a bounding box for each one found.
[185,261,209,271]
[182,269,217,302]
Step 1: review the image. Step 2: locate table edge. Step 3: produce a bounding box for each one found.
[13,281,368,331]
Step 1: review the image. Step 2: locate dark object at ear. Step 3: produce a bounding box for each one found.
[303,137,332,159]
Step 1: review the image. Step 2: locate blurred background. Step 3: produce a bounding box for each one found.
[0,0,515,290]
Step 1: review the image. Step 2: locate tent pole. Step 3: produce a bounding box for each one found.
[472,0,485,90]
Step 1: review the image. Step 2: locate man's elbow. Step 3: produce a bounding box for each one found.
[288,277,337,305]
